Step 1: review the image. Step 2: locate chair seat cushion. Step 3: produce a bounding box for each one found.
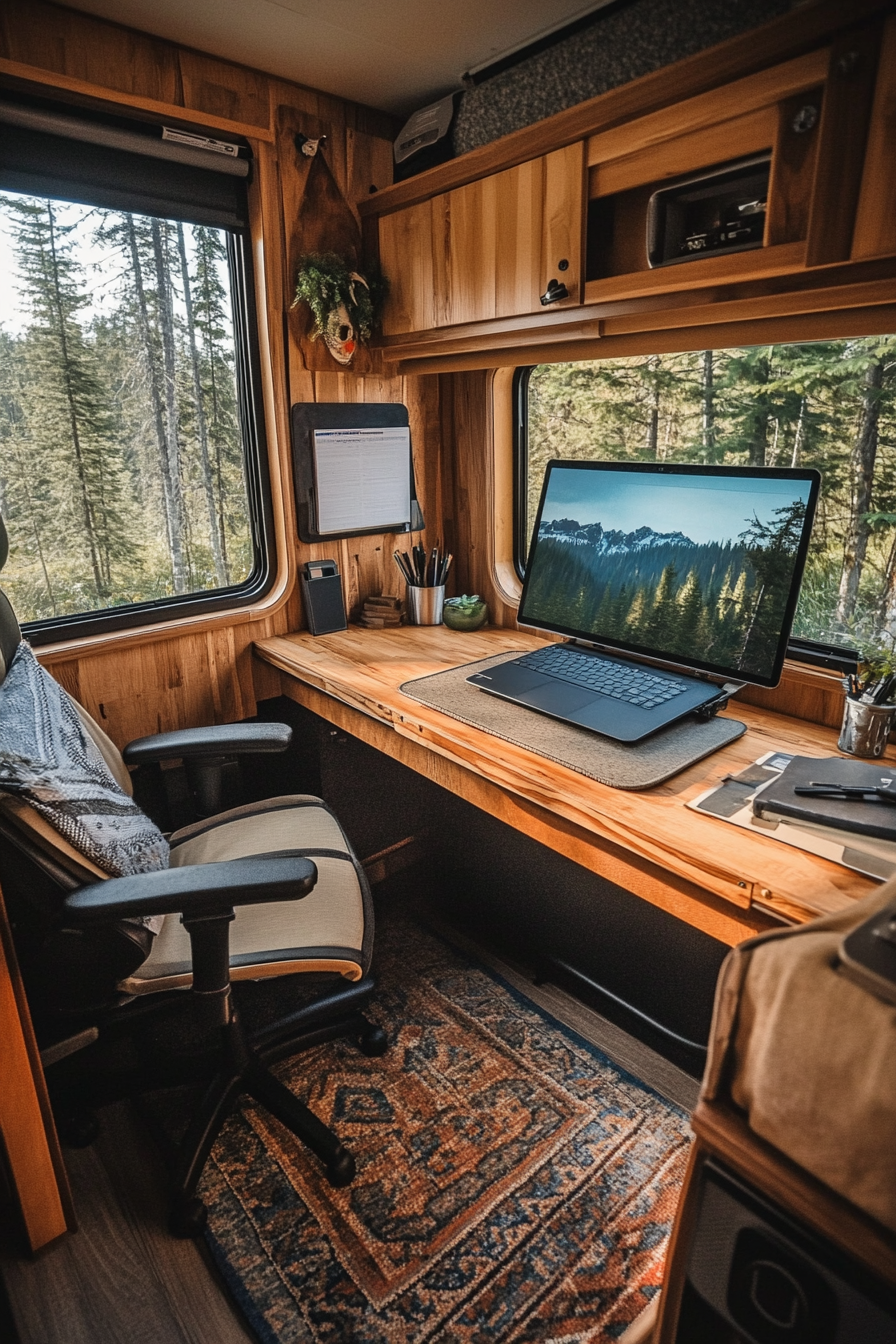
[118,796,373,994]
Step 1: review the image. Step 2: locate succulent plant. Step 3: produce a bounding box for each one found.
[443,594,488,631]
[445,594,484,610]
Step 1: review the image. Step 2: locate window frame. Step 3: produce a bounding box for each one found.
[512,362,859,676]
[0,100,278,647]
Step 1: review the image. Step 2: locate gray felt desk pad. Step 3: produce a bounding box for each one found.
[399,651,746,790]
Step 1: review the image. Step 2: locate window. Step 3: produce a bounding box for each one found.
[0,96,273,641]
[516,339,896,663]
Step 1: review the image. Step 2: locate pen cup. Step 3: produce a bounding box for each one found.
[838,697,896,757]
[406,584,445,626]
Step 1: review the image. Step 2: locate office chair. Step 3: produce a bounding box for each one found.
[0,519,386,1237]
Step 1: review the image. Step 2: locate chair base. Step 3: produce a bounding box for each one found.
[167,1002,384,1237]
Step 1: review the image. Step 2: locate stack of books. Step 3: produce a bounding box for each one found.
[359,595,403,629]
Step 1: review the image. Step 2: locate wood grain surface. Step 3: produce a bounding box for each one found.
[253,626,882,936]
[1,1102,254,1344]
[358,0,892,220]
[0,887,72,1254]
[852,13,896,262]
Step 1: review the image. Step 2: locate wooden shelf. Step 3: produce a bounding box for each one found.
[584,242,807,305]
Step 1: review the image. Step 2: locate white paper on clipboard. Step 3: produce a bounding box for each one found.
[312,427,411,535]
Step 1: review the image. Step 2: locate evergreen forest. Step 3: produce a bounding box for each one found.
[525,500,807,680]
[527,340,896,656]
[0,192,252,623]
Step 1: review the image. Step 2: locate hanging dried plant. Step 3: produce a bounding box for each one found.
[291,252,388,364]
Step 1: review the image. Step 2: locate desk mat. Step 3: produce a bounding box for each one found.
[400,651,746,789]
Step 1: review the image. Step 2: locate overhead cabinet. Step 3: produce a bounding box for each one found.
[377,143,584,335]
[364,7,896,363]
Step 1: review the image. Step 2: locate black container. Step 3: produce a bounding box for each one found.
[300,559,346,636]
[646,153,771,267]
[393,92,459,183]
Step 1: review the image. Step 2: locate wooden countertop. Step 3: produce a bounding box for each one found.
[254,625,882,941]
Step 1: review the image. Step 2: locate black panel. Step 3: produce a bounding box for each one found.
[290,402,422,543]
[0,124,248,229]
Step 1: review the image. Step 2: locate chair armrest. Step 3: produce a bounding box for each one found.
[123,722,292,766]
[63,853,317,924]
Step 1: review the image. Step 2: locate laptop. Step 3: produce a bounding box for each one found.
[467,460,820,744]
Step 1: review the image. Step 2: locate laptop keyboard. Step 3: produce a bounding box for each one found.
[522,645,690,709]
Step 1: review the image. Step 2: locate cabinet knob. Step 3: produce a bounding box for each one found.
[540,278,569,306]
[792,104,818,134]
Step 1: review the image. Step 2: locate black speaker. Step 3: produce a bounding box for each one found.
[300,560,346,636]
[677,1160,896,1343]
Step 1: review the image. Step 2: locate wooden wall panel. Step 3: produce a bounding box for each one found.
[0,885,73,1253]
[270,99,449,627]
[0,0,183,108]
[2,0,410,746]
[178,48,270,129]
[445,369,518,628]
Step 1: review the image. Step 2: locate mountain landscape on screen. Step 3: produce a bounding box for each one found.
[524,500,808,679]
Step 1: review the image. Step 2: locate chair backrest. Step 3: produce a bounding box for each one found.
[0,518,153,1015]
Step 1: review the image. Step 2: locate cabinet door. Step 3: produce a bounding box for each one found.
[852,12,896,261]
[378,142,584,336]
[495,142,584,319]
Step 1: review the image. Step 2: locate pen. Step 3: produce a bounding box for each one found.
[393,550,416,584]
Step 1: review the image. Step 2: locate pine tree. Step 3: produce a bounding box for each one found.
[641,563,679,649]
[120,212,188,592]
[673,569,706,656]
[192,226,243,582]
[0,196,134,605]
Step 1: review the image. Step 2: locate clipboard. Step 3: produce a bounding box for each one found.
[291,402,424,543]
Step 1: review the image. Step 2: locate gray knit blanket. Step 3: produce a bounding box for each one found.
[0,642,169,883]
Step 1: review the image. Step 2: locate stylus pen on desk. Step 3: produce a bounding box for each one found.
[794,782,896,804]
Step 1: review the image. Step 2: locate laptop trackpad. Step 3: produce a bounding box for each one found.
[521,681,595,714]
[469,664,552,695]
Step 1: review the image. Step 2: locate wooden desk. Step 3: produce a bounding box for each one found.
[254,625,881,946]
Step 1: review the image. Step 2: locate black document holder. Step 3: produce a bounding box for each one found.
[753,755,896,841]
[291,402,424,543]
[300,560,347,636]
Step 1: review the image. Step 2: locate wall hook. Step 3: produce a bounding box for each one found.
[295,132,327,157]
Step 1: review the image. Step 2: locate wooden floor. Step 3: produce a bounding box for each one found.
[0,893,698,1344]
[1,1100,255,1344]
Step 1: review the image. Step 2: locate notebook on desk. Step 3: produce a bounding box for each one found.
[468,460,819,744]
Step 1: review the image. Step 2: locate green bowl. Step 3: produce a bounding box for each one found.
[443,600,488,631]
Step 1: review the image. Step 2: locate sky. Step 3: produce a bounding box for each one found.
[540,466,813,545]
[0,190,232,341]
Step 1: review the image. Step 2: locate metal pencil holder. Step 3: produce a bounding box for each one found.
[838,698,896,758]
[406,584,445,626]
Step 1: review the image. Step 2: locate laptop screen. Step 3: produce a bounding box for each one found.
[518,461,820,688]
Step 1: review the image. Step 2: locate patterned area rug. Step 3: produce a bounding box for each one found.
[200,914,691,1343]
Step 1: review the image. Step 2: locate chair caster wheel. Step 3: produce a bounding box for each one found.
[326,1148,356,1187]
[359,1024,388,1057]
[169,1197,208,1238]
[60,1110,100,1148]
